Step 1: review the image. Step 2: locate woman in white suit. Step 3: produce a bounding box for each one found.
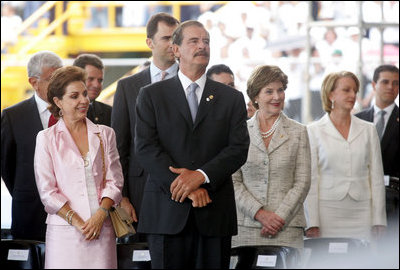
[34,66,128,268]
[305,71,386,242]
[232,65,311,249]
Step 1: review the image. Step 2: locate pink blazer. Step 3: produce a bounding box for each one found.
[34,118,123,225]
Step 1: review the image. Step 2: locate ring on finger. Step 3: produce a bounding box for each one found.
[93,232,97,237]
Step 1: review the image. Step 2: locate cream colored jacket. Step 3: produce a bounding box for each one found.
[305,114,386,228]
[233,112,311,229]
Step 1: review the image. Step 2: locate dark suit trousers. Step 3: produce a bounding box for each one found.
[147,210,232,269]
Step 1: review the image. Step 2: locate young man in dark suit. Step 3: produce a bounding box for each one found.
[111,13,180,238]
[355,64,399,242]
[73,53,112,126]
[355,65,399,179]
[135,20,249,268]
[1,51,63,241]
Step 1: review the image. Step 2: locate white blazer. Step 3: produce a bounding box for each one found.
[34,118,123,225]
[305,114,386,227]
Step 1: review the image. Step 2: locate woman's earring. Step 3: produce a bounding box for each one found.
[331,100,335,110]
[59,109,63,117]
[254,100,258,104]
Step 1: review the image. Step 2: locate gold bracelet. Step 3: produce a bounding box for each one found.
[65,210,74,223]
[68,211,75,225]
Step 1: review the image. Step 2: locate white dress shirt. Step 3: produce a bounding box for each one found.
[150,61,179,83]
[34,93,51,129]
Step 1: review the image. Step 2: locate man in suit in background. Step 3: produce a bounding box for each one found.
[355,65,399,178]
[135,20,249,268]
[206,63,235,88]
[111,13,180,239]
[1,51,63,241]
[73,53,112,126]
[355,64,399,245]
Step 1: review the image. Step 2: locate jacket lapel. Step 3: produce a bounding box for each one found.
[193,79,216,129]
[166,76,193,126]
[347,115,364,143]
[381,105,399,150]
[248,112,267,153]
[86,118,101,164]
[268,114,289,154]
[319,114,345,141]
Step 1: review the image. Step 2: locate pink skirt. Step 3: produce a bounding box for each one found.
[45,219,117,269]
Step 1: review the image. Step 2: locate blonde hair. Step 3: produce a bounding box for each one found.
[321,71,360,113]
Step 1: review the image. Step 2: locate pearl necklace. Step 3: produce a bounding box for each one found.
[260,114,281,139]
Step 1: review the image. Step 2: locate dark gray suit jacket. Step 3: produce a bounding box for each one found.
[135,75,250,237]
[111,68,151,217]
[355,105,399,178]
[1,96,47,240]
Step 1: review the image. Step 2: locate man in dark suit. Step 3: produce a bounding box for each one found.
[1,51,63,241]
[73,53,112,126]
[355,65,399,178]
[135,20,249,268]
[355,64,399,242]
[111,13,179,235]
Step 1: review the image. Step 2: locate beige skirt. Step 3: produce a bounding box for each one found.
[232,225,304,249]
[319,194,372,242]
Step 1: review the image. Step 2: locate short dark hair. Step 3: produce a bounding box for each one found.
[206,64,234,78]
[73,54,104,70]
[373,65,399,83]
[146,12,179,39]
[47,66,87,118]
[172,20,206,46]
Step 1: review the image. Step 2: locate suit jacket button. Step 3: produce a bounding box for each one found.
[191,161,195,164]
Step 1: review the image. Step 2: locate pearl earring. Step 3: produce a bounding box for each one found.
[331,100,335,110]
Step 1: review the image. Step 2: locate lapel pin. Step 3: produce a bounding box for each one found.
[209,95,214,100]
[206,95,214,102]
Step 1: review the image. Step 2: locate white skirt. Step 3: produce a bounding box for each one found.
[319,194,372,242]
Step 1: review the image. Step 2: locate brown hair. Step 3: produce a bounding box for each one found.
[247,65,288,109]
[73,53,104,70]
[146,12,179,39]
[321,71,360,113]
[47,66,87,117]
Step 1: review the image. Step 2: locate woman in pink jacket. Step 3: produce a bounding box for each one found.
[34,66,128,268]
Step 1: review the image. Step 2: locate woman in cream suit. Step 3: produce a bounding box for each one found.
[34,66,125,268]
[232,65,311,249]
[305,71,386,242]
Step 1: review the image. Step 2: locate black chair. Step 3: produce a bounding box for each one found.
[117,242,151,269]
[0,239,45,269]
[230,245,300,269]
[1,228,13,240]
[303,237,370,269]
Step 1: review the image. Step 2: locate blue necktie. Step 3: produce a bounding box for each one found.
[187,83,198,123]
[376,110,386,140]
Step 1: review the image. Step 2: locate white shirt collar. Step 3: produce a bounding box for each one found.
[34,92,49,114]
[373,102,395,117]
[34,92,51,129]
[150,61,179,83]
[178,70,206,93]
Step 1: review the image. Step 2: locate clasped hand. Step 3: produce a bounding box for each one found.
[255,209,285,237]
[80,209,107,241]
[169,166,212,207]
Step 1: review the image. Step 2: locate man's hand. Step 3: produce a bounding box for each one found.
[120,197,138,223]
[188,188,212,207]
[169,166,205,203]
